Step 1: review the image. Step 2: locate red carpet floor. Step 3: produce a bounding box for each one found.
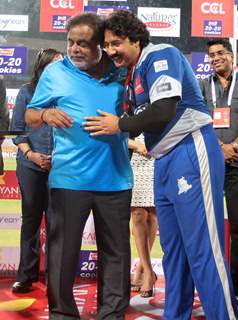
[0,276,205,319]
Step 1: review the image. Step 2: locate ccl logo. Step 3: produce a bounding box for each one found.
[201,2,225,14]
[50,0,75,9]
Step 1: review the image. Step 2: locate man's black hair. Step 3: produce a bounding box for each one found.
[66,12,104,46]
[104,10,150,49]
[206,38,233,54]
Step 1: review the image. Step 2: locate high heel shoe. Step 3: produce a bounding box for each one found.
[130,283,141,292]
[140,272,157,298]
[130,274,143,292]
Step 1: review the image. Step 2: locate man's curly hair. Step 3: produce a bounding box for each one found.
[103,10,150,49]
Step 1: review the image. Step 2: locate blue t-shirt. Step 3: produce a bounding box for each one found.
[28,55,133,191]
[130,43,212,158]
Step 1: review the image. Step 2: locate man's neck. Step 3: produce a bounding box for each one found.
[217,68,233,81]
[87,52,109,80]
[133,47,142,66]
[217,68,233,89]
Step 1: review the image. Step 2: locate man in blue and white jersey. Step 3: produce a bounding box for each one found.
[25,13,133,320]
[84,10,238,320]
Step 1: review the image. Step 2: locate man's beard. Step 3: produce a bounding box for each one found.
[77,47,102,71]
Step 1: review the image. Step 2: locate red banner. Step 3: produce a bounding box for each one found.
[191,0,233,38]
[0,171,21,199]
[40,0,84,32]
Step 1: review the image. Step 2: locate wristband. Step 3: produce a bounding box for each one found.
[24,149,31,159]
[41,109,48,123]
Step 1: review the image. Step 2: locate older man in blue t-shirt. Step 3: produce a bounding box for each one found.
[25,13,132,320]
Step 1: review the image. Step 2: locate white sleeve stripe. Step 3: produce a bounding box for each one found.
[149,75,182,104]
[192,129,236,320]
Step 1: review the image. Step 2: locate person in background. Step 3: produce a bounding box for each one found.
[129,136,158,298]
[200,38,238,298]
[10,48,63,293]
[84,10,238,319]
[25,13,132,320]
[0,76,9,174]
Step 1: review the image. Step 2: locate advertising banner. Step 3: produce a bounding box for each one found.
[0,247,19,277]
[6,89,19,119]
[0,171,21,200]
[81,213,96,246]
[84,5,129,16]
[191,52,213,81]
[0,214,21,230]
[191,0,233,37]
[77,250,97,278]
[137,7,180,37]
[0,15,28,32]
[0,47,27,75]
[40,0,84,32]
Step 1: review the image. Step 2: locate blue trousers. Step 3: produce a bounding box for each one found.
[154,125,238,320]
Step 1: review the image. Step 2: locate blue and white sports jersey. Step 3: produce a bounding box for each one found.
[27,55,133,191]
[131,43,212,158]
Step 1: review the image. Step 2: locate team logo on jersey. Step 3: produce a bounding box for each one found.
[134,75,144,94]
[134,103,149,115]
[154,59,168,72]
[177,176,192,195]
[157,82,172,94]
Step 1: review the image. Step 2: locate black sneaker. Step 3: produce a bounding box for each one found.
[12,281,32,293]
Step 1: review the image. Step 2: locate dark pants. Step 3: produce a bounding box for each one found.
[224,165,238,295]
[48,189,131,320]
[16,162,50,283]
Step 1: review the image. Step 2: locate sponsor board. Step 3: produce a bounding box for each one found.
[77,250,97,278]
[0,247,19,276]
[191,52,212,80]
[6,89,19,119]
[1,140,17,160]
[191,0,233,37]
[137,7,180,37]
[131,257,164,276]
[0,171,21,199]
[40,0,84,32]
[0,15,28,31]
[0,47,27,75]
[84,5,129,16]
[0,214,21,229]
[82,213,96,246]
